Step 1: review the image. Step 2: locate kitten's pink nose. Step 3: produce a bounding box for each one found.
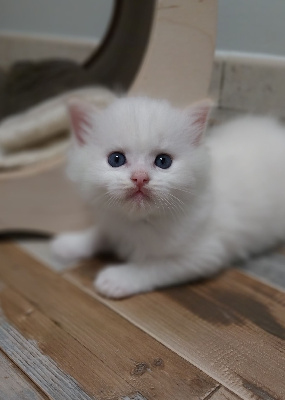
[131,171,149,188]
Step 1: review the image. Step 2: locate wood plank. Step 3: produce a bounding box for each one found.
[0,311,94,400]
[208,387,241,400]
[0,243,219,400]
[64,259,285,400]
[0,350,48,400]
[0,285,135,400]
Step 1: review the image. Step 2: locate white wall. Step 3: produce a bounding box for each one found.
[1,0,285,57]
[0,0,114,41]
[217,0,285,56]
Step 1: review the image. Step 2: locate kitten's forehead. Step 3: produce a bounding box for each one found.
[97,97,187,149]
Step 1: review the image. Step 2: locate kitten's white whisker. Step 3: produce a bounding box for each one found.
[152,188,187,217]
[165,194,185,217]
[167,192,186,206]
[156,193,180,221]
[171,187,194,195]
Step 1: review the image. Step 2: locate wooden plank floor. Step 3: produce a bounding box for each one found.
[0,243,284,400]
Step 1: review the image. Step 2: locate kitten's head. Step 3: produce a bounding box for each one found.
[67,96,212,219]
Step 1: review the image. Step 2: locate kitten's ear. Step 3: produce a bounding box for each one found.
[186,99,213,146]
[67,99,97,145]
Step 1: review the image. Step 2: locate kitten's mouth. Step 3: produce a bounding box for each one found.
[127,188,151,203]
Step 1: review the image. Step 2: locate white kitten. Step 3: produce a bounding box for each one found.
[51,97,285,298]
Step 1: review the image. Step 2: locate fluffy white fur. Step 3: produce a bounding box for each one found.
[51,97,285,298]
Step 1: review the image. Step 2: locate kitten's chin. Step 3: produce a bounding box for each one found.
[124,190,154,218]
[99,189,156,219]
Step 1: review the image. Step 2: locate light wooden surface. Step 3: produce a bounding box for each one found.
[0,242,285,399]
[130,0,217,106]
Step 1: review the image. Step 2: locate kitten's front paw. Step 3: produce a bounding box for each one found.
[51,232,93,262]
[94,265,148,299]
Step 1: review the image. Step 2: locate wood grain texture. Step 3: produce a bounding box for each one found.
[0,243,219,400]
[64,260,285,400]
[208,387,241,400]
[0,350,48,400]
[0,313,94,400]
[121,395,148,400]
[0,286,135,400]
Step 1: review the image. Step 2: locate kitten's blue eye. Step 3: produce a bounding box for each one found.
[154,154,172,169]
[108,152,126,167]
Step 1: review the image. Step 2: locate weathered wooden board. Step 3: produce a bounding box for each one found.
[0,286,135,399]
[0,243,220,400]
[209,387,242,400]
[2,241,283,400]
[64,259,285,400]
[0,350,48,400]
[0,309,94,400]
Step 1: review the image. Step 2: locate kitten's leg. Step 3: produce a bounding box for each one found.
[51,227,102,262]
[94,257,221,299]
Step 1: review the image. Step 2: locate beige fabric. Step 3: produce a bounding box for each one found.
[0,87,116,169]
[0,135,68,169]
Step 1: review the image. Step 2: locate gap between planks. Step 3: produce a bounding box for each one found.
[0,348,49,400]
